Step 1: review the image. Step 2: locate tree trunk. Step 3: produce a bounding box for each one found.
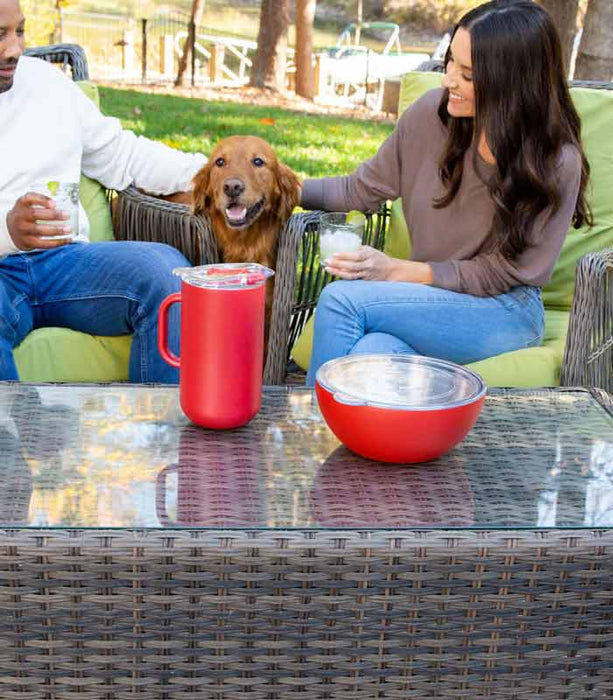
[53,0,62,44]
[175,0,205,87]
[295,0,316,99]
[574,0,613,81]
[249,0,290,91]
[538,0,580,74]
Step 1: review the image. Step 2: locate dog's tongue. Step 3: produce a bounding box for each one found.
[226,205,247,222]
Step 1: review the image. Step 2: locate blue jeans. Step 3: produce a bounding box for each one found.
[306,280,545,386]
[0,241,188,383]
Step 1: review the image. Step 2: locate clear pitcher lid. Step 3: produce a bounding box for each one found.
[173,263,274,289]
[316,354,486,410]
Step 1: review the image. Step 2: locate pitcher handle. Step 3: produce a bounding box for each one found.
[158,293,181,368]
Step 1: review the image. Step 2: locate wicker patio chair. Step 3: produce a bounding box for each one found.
[24,43,89,80]
[114,188,388,384]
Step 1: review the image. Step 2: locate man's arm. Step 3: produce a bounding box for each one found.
[73,84,206,195]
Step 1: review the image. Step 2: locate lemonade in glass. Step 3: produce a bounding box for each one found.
[30,181,79,240]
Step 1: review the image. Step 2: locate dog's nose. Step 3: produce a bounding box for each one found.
[223,178,245,198]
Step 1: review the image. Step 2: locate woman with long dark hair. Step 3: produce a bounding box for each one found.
[301,0,591,386]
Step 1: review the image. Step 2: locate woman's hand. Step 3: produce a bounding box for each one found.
[324,246,434,284]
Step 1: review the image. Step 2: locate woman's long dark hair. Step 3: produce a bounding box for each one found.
[435,0,592,259]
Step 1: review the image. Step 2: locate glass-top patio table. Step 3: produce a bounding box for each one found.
[0,382,612,698]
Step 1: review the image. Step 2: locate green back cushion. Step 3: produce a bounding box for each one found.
[76,81,115,243]
[398,71,442,113]
[542,87,613,309]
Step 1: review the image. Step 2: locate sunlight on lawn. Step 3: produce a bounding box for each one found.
[99,87,394,179]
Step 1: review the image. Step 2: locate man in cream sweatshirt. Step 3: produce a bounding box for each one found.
[0,0,206,382]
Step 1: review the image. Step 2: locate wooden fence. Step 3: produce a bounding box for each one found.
[29,9,432,110]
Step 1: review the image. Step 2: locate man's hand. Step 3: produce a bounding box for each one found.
[324,245,434,284]
[6,193,71,251]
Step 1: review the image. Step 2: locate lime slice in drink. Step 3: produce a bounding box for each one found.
[347,210,366,225]
[47,181,60,196]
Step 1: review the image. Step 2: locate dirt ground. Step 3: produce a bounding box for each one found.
[98,80,396,123]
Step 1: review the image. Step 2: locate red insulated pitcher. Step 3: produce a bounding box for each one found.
[158,263,274,429]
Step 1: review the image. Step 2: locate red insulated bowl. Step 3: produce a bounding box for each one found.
[315,355,486,464]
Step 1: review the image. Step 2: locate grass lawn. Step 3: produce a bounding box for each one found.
[98,86,395,180]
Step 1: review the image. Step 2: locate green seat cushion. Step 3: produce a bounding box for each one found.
[14,327,131,383]
[290,314,314,372]
[466,310,569,387]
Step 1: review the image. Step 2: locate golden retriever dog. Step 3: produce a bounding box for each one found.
[189,135,301,352]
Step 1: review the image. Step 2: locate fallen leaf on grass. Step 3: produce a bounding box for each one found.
[162,139,182,149]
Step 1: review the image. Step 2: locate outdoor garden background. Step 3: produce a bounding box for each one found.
[18,0,613,182]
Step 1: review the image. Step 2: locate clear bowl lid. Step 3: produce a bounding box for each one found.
[173,263,274,289]
[316,354,486,410]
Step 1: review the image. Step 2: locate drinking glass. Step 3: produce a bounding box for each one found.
[30,181,79,240]
[319,212,364,264]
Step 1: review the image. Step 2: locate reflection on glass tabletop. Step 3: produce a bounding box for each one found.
[0,383,611,531]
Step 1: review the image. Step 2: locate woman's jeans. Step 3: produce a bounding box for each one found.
[0,241,188,383]
[306,280,545,386]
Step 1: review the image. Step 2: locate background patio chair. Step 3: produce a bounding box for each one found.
[24,43,89,79]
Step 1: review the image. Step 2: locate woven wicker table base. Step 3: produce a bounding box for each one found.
[0,383,612,699]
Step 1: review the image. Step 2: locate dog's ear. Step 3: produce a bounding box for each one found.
[275,162,302,223]
[191,162,212,217]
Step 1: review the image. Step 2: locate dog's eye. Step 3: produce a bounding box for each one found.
[252,157,265,168]
[215,157,225,167]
